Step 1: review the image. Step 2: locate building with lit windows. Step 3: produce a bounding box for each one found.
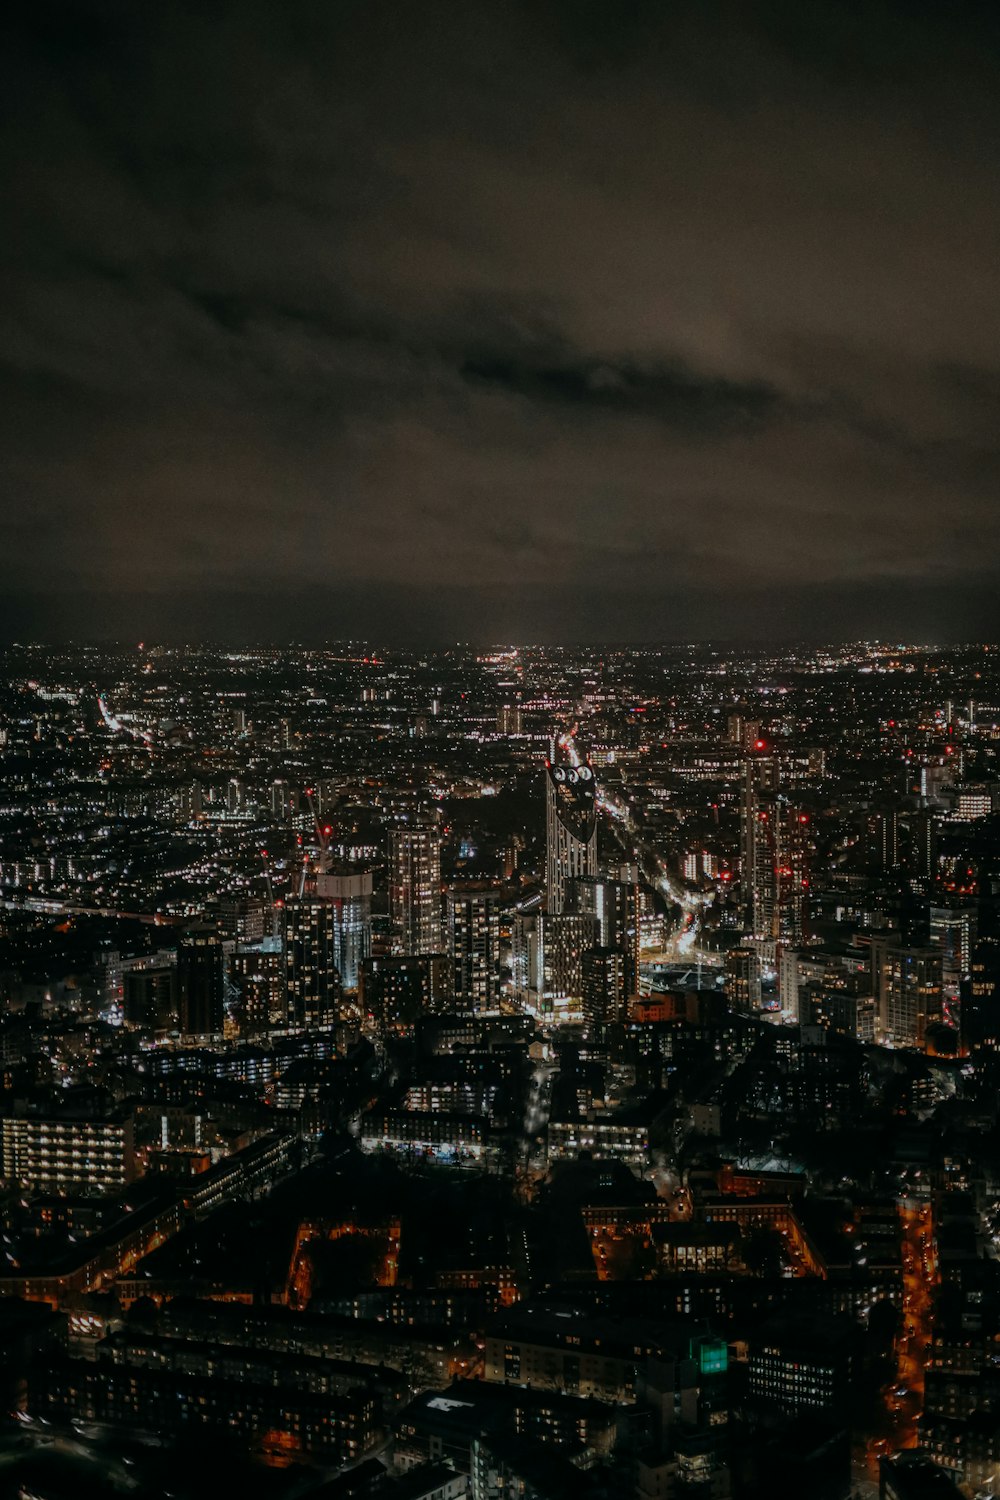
[389,824,443,955]
[447,890,501,1013]
[361,954,452,1035]
[283,895,341,1030]
[872,941,944,1047]
[315,867,373,991]
[545,760,597,915]
[1,1111,137,1193]
[748,1316,850,1416]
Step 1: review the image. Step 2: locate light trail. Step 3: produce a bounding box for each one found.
[560,728,715,955]
[97,694,154,747]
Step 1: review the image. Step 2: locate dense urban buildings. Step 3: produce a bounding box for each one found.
[1,639,1000,1500]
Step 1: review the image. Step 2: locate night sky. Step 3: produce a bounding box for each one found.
[3,1,1000,643]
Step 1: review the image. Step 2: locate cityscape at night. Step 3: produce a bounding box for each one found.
[0,641,999,1499]
[5,1,1000,1497]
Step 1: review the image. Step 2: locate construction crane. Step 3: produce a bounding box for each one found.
[297,786,343,895]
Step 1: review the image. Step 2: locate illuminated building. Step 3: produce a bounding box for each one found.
[315,867,373,990]
[545,759,597,914]
[229,939,283,1034]
[582,946,627,1035]
[389,824,443,955]
[513,911,598,1015]
[929,903,976,997]
[496,703,523,736]
[725,946,762,1013]
[360,1108,490,1163]
[283,895,341,1029]
[739,754,808,942]
[569,873,640,997]
[1,1111,137,1192]
[872,941,944,1047]
[447,890,501,1013]
[748,1316,850,1415]
[361,954,451,1034]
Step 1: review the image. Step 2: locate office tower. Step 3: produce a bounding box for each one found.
[447,889,501,1013]
[315,868,373,991]
[873,942,944,1047]
[726,946,762,1014]
[389,824,443,955]
[225,778,245,813]
[123,965,178,1033]
[930,903,976,1001]
[283,895,341,1030]
[740,756,808,942]
[361,954,451,1034]
[177,924,225,1040]
[568,873,640,998]
[545,759,598,914]
[582,946,627,1035]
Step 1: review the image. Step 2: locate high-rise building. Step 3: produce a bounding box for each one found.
[513,910,598,1016]
[283,896,341,1030]
[315,868,373,991]
[217,896,269,946]
[177,925,225,1040]
[872,942,944,1047]
[230,939,283,1036]
[726,946,763,1013]
[389,824,443,955]
[582,946,627,1035]
[740,756,808,942]
[447,889,501,1013]
[124,965,178,1033]
[497,703,523,736]
[361,954,452,1034]
[568,873,640,998]
[545,760,597,914]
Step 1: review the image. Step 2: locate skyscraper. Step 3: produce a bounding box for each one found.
[315,868,373,991]
[582,946,627,1036]
[283,895,341,1030]
[568,873,640,998]
[389,824,443,955]
[177,924,225,1040]
[740,755,808,943]
[545,760,597,914]
[872,941,944,1047]
[447,889,501,1013]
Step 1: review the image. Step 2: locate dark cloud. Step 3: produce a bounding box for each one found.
[3,0,1000,641]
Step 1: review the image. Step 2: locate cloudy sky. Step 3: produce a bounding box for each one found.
[3,0,1000,641]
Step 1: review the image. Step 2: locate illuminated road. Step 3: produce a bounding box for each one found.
[560,728,715,954]
[865,1202,937,1472]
